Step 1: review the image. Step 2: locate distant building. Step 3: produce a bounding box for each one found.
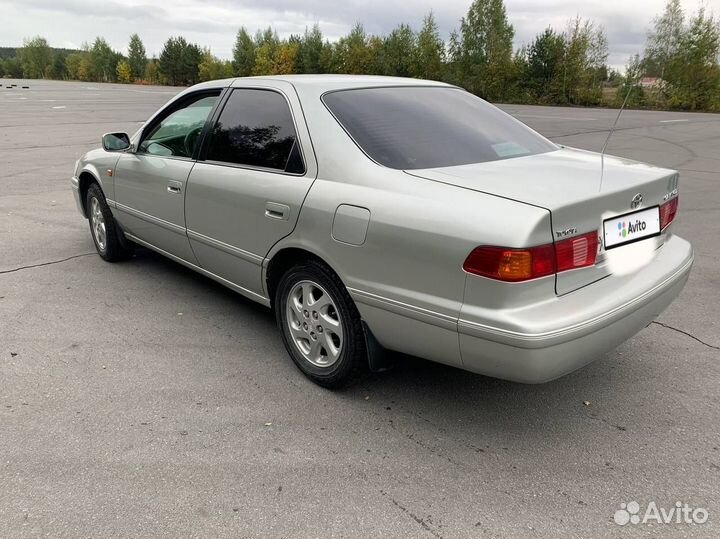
[640,77,663,89]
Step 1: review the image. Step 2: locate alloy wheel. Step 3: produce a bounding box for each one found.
[90,197,107,251]
[286,280,344,367]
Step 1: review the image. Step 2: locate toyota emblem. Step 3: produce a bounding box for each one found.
[630,193,643,209]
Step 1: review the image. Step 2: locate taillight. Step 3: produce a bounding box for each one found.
[554,231,598,272]
[463,244,555,282]
[660,197,678,230]
[463,231,598,282]
[463,245,554,282]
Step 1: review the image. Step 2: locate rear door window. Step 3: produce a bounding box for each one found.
[205,89,304,173]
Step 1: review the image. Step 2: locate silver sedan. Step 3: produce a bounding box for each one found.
[71,75,693,387]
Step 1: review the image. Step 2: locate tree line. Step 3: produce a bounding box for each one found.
[1,0,718,111]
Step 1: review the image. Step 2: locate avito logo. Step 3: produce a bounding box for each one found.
[614,501,709,526]
[617,219,647,239]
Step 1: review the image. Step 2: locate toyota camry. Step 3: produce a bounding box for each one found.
[71,75,693,388]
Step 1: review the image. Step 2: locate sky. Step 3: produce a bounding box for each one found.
[1,0,719,70]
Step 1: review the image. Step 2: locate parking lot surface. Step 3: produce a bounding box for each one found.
[1,79,718,538]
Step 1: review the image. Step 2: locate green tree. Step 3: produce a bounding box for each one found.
[252,46,274,75]
[319,40,340,73]
[232,27,256,76]
[447,29,462,85]
[255,27,279,52]
[558,18,608,105]
[526,28,565,101]
[47,51,68,80]
[251,27,279,75]
[644,0,684,78]
[297,25,324,73]
[65,52,84,80]
[666,8,720,110]
[18,36,53,78]
[452,0,515,100]
[381,23,416,77]
[76,44,95,81]
[412,12,445,80]
[617,53,647,108]
[128,34,147,81]
[145,58,162,85]
[116,59,132,83]
[90,37,122,82]
[274,41,299,74]
[368,35,386,74]
[336,23,372,74]
[506,47,532,102]
[3,57,23,78]
[198,49,233,81]
[159,36,202,85]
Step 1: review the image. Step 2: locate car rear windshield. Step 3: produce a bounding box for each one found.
[322,86,557,170]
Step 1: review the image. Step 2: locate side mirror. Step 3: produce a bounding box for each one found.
[102,132,131,152]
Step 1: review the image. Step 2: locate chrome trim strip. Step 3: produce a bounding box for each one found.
[347,287,458,331]
[124,233,270,307]
[201,158,305,177]
[114,202,185,235]
[105,198,117,209]
[458,254,694,347]
[187,229,263,265]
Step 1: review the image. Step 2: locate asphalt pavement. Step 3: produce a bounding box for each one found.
[1,79,718,538]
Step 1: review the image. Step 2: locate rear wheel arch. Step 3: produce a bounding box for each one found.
[265,246,391,374]
[266,247,342,307]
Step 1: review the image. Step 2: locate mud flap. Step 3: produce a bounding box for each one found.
[362,321,393,372]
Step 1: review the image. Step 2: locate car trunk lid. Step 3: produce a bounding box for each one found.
[407,147,678,295]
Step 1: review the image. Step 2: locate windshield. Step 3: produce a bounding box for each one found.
[323,86,557,170]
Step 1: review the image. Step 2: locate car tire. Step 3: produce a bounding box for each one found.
[86,183,132,262]
[275,260,368,388]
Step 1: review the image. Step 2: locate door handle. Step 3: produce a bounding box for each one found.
[265,202,290,221]
[167,180,182,194]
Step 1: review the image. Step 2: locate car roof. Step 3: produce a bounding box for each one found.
[191,74,452,93]
[249,74,450,87]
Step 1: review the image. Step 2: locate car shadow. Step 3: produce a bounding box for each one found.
[129,246,275,320]
[128,246,636,447]
[344,350,635,454]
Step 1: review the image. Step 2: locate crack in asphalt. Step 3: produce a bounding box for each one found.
[651,321,720,350]
[0,253,95,275]
[379,489,444,539]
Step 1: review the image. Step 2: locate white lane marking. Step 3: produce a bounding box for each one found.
[52,105,66,109]
[40,99,57,102]
[513,113,597,121]
[659,119,689,123]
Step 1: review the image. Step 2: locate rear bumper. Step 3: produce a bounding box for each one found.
[71,176,85,217]
[458,235,694,382]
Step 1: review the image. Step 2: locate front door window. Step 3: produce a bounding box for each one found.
[138,94,218,158]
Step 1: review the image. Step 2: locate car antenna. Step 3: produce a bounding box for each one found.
[600,72,641,189]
